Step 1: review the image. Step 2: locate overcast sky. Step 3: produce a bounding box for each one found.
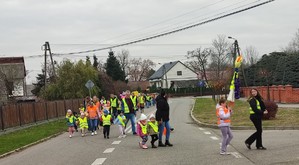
[0,0,298,84]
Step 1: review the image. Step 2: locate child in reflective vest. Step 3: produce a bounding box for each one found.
[77,113,88,137]
[137,114,148,149]
[147,114,159,148]
[100,110,113,139]
[216,98,233,155]
[66,109,76,138]
[114,111,127,138]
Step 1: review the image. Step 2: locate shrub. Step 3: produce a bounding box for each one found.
[263,101,278,120]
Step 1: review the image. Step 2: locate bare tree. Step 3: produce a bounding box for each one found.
[127,58,155,81]
[285,28,299,53]
[210,34,230,80]
[186,47,211,83]
[244,46,260,66]
[117,49,130,76]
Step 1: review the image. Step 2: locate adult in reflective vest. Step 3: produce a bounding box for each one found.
[101,110,112,139]
[147,114,159,148]
[216,98,233,155]
[131,95,138,111]
[77,113,88,137]
[245,88,268,150]
[121,90,137,135]
[110,94,119,119]
[138,93,146,113]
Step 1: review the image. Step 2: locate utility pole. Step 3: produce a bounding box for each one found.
[228,37,248,87]
[43,41,56,89]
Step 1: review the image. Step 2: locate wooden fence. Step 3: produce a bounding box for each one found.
[0,99,82,130]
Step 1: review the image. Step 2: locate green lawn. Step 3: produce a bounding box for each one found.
[193,98,299,127]
[0,119,66,155]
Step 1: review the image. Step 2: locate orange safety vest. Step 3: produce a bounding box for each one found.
[216,106,231,125]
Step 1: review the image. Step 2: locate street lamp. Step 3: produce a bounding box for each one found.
[158,63,168,89]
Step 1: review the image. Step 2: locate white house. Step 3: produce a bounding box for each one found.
[148,61,198,89]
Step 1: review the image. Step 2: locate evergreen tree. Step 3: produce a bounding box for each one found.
[86,56,91,66]
[93,54,99,69]
[31,70,46,96]
[105,50,125,81]
[243,52,299,87]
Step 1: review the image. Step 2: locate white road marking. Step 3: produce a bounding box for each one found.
[198,127,205,131]
[112,141,121,145]
[103,148,115,153]
[231,152,243,158]
[204,131,211,135]
[210,136,219,140]
[91,158,106,165]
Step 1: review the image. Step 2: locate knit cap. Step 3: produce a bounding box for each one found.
[149,114,155,119]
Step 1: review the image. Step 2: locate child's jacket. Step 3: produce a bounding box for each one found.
[137,122,148,137]
[147,121,159,135]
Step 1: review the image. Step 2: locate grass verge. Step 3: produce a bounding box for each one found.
[0,119,66,155]
[193,98,299,127]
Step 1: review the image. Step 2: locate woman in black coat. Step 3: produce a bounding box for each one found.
[245,88,268,150]
[155,90,173,147]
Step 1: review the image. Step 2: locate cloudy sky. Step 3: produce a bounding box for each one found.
[0,0,298,83]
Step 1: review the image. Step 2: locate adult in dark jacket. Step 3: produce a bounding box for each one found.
[245,88,268,150]
[156,90,173,147]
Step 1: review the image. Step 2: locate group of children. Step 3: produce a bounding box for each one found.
[65,108,127,139]
[137,114,159,149]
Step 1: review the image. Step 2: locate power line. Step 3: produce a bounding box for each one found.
[95,0,226,44]
[114,0,253,44]
[51,0,275,56]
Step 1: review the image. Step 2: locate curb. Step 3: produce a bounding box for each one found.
[0,131,65,159]
[190,99,299,130]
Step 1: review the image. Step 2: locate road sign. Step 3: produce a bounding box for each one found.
[85,80,94,89]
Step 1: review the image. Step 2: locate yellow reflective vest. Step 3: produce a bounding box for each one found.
[148,121,158,133]
[78,117,88,128]
[102,115,112,126]
[249,99,261,114]
[110,97,118,108]
[122,98,135,113]
[117,115,126,127]
[139,122,147,135]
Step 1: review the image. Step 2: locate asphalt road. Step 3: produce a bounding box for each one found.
[1,97,299,165]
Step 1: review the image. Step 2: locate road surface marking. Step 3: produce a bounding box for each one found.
[210,136,219,140]
[103,148,115,153]
[231,152,243,158]
[204,131,211,135]
[91,158,106,165]
[198,127,205,131]
[112,141,121,145]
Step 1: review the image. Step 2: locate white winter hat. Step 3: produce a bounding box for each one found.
[67,109,72,113]
[149,114,155,119]
[139,113,147,121]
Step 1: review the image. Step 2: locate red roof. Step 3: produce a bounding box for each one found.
[0,57,25,64]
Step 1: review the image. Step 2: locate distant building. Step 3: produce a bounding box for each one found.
[148,61,198,89]
[0,57,26,103]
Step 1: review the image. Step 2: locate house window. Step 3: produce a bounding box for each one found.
[177,71,182,76]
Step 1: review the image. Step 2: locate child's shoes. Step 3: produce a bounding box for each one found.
[142,145,148,149]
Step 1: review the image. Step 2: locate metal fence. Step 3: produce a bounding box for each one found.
[0,99,82,130]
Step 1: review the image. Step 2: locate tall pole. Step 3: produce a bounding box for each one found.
[46,42,56,78]
[163,65,168,89]
[44,42,47,89]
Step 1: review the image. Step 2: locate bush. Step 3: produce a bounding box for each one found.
[263,101,278,120]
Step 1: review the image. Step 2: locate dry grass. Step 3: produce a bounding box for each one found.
[193,98,299,127]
